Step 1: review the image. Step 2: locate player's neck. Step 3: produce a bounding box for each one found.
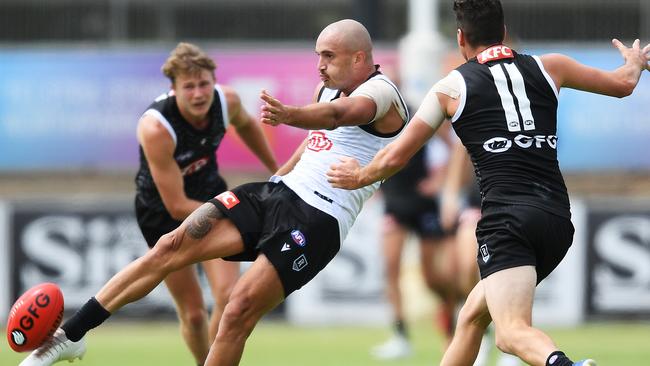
[465,43,505,60]
[181,112,210,130]
[341,64,376,95]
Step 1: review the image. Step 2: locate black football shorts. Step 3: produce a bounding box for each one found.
[208,181,340,297]
[135,199,183,248]
[475,202,574,284]
[384,196,447,239]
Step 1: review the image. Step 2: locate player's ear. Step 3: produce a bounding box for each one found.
[457,28,464,48]
[503,25,508,44]
[354,51,364,65]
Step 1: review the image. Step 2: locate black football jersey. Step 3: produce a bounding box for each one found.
[451,45,570,218]
[135,86,229,214]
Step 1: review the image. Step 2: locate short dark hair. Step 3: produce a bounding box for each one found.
[453,0,505,48]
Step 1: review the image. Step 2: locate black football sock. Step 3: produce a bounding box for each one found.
[546,351,574,366]
[395,319,408,338]
[61,297,111,342]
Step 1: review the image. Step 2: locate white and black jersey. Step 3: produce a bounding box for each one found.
[451,46,570,218]
[282,69,409,240]
[135,86,229,221]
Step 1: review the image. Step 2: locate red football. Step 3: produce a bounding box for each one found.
[6,283,64,352]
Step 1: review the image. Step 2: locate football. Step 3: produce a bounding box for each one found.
[6,283,64,352]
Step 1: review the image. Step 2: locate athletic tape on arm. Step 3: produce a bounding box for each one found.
[414,73,461,130]
[350,79,396,122]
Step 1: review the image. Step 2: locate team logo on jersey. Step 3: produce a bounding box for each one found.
[480,243,491,263]
[483,135,558,153]
[477,45,514,64]
[181,157,209,176]
[292,254,308,272]
[215,191,240,209]
[291,230,307,246]
[307,131,333,152]
[483,137,512,153]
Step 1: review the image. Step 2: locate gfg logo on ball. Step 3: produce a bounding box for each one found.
[17,293,51,331]
[483,134,558,153]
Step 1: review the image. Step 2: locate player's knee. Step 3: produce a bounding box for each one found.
[456,300,490,330]
[494,329,515,354]
[213,283,235,308]
[220,294,254,330]
[148,230,184,270]
[179,307,208,332]
[493,323,525,354]
[216,296,257,343]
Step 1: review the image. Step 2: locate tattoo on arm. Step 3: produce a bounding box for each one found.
[186,203,222,240]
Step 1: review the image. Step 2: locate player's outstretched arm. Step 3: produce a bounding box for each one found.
[541,39,649,98]
[327,117,435,190]
[260,89,376,130]
[225,87,278,173]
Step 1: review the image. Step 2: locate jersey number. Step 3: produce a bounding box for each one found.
[489,64,536,132]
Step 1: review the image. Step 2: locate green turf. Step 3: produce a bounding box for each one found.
[2,321,648,365]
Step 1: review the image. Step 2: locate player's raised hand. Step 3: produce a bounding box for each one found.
[327,156,362,190]
[612,38,650,71]
[260,90,290,126]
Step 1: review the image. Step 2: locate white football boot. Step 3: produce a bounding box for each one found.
[19,328,86,366]
[370,333,412,360]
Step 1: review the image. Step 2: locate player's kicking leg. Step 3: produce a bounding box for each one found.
[20,202,245,366]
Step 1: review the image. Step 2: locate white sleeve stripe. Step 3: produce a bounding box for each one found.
[532,55,559,99]
[142,109,177,146]
[450,70,466,123]
[214,84,229,128]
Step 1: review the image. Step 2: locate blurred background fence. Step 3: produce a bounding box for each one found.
[0,0,649,43]
[1,0,649,336]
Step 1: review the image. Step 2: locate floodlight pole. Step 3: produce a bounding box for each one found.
[398,0,447,109]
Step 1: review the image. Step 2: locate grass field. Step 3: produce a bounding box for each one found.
[2,321,649,365]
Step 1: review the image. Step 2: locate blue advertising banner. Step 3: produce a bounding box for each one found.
[0,49,166,171]
[0,46,648,172]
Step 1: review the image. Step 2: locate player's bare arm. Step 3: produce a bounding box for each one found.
[541,39,650,97]
[260,89,377,130]
[327,78,454,190]
[327,117,436,190]
[224,86,278,172]
[137,115,203,220]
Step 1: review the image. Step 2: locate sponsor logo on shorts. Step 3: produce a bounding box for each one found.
[291,230,307,246]
[281,243,291,252]
[215,191,240,209]
[292,254,308,271]
[480,243,491,263]
[307,131,333,152]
